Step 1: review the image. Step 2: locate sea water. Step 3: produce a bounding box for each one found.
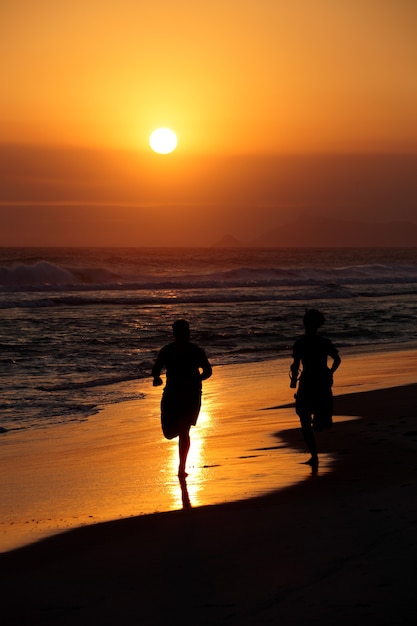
[1,246,417,433]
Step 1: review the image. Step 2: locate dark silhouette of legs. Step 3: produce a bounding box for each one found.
[178,428,191,477]
[299,413,318,466]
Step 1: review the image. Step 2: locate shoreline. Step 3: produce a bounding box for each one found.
[1,378,417,624]
[3,339,417,438]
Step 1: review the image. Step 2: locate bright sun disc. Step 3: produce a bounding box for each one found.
[149,128,178,154]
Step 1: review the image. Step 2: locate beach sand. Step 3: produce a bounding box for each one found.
[1,347,417,624]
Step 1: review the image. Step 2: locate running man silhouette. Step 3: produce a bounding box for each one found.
[290,309,341,467]
[152,319,212,477]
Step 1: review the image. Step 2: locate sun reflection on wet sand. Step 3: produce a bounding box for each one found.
[167,406,214,509]
[161,364,326,513]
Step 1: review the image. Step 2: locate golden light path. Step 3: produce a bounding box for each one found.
[167,406,212,508]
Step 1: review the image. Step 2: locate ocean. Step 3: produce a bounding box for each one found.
[1,246,417,433]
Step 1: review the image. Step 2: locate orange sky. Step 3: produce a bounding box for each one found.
[1,0,417,245]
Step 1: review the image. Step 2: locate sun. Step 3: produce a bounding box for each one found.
[149,128,178,154]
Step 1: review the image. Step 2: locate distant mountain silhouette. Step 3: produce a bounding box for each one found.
[212,233,246,247]
[251,216,417,247]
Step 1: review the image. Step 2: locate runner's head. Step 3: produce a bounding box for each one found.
[172,319,190,342]
[303,309,325,333]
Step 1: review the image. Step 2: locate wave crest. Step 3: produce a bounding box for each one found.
[1,258,417,291]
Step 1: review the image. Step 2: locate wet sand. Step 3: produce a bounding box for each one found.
[1,347,417,624]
